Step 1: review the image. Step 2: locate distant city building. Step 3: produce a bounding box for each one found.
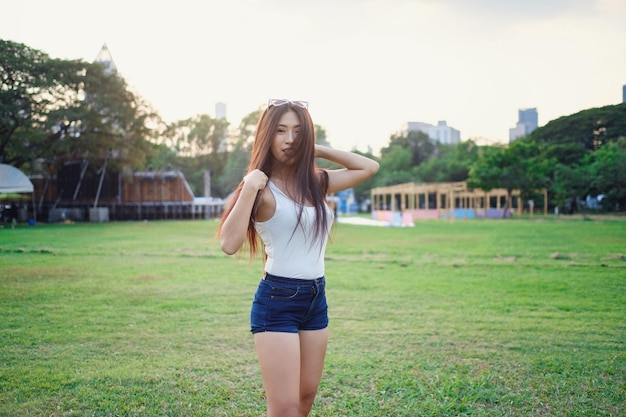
[519,108,538,132]
[215,102,227,120]
[509,108,538,142]
[428,121,460,145]
[401,120,460,144]
[623,84,626,103]
[509,123,527,142]
[213,102,228,152]
[405,121,434,134]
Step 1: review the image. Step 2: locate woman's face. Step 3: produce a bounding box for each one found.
[271,109,301,165]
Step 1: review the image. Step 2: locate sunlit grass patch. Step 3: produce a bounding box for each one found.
[1,218,624,416]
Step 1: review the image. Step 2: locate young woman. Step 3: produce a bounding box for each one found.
[218,99,378,417]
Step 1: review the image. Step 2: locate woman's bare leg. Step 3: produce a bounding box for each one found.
[254,328,328,417]
[254,332,301,417]
[298,328,328,417]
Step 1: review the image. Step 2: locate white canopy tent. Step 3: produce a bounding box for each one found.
[0,164,35,222]
[0,164,34,193]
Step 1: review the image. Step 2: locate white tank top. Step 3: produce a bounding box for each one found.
[254,181,333,279]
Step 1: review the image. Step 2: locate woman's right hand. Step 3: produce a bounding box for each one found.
[243,169,268,192]
[220,169,268,255]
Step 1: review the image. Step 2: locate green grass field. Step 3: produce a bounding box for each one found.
[1,217,624,416]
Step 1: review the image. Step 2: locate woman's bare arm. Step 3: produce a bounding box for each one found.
[315,145,379,193]
[220,169,268,255]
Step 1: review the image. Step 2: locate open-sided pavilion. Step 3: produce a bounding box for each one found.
[370,181,547,224]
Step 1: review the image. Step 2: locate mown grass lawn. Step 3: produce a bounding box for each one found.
[0,217,624,416]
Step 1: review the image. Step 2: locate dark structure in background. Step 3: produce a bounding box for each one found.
[31,161,223,222]
[13,45,223,223]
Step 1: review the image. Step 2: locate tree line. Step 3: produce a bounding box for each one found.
[2,39,625,213]
[375,105,626,213]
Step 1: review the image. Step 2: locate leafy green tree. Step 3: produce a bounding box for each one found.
[164,114,228,156]
[218,138,250,198]
[161,114,230,196]
[351,150,379,204]
[0,39,156,173]
[521,103,626,212]
[530,103,626,151]
[542,142,589,167]
[144,142,178,170]
[468,146,505,190]
[416,140,479,183]
[512,140,553,204]
[380,130,435,167]
[375,146,413,187]
[468,140,547,216]
[315,124,330,147]
[1,40,84,168]
[66,63,156,172]
[374,130,434,186]
[314,124,338,171]
[586,140,626,211]
[216,109,260,197]
[552,163,589,213]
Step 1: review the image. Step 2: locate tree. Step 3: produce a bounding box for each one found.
[1,40,85,169]
[0,39,157,173]
[529,103,626,151]
[519,103,626,213]
[64,63,156,172]
[374,130,435,186]
[552,163,589,213]
[313,124,338,170]
[351,150,379,204]
[144,142,178,170]
[374,146,413,187]
[380,130,435,167]
[315,124,330,147]
[415,140,479,183]
[164,114,228,157]
[586,140,626,211]
[468,140,547,217]
[542,142,589,167]
[160,114,230,196]
[216,109,260,197]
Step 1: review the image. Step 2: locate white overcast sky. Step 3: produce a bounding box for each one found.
[2,0,625,153]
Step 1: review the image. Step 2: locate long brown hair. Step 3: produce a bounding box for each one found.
[217,102,330,257]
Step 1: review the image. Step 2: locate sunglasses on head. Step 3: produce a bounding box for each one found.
[268,99,309,110]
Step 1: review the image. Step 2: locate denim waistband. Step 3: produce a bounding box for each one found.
[263,273,325,286]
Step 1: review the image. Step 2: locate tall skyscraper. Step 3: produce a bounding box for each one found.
[509,108,538,142]
[623,84,625,103]
[214,102,228,152]
[518,108,538,132]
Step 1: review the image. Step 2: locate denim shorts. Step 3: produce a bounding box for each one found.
[250,273,329,334]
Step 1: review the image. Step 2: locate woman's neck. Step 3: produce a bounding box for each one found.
[270,167,295,183]
[270,169,304,203]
